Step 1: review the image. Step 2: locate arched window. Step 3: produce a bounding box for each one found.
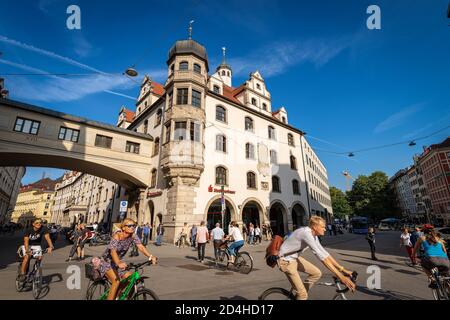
[179,61,188,71]
[216,166,227,185]
[216,135,227,152]
[288,133,294,146]
[292,180,300,195]
[262,103,267,111]
[245,117,254,131]
[151,169,157,188]
[213,85,220,94]
[170,64,174,74]
[268,126,276,140]
[194,63,201,74]
[282,116,286,123]
[216,106,227,122]
[247,172,256,189]
[245,143,255,159]
[270,150,278,164]
[156,109,162,126]
[251,98,257,106]
[153,137,160,156]
[272,176,281,193]
[222,70,226,76]
[227,71,230,77]
[290,156,297,170]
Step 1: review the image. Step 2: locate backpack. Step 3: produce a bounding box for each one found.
[265,235,284,268]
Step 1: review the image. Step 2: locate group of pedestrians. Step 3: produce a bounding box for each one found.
[242,223,271,244]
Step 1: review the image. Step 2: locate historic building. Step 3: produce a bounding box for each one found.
[0,167,26,224]
[11,186,55,227]
[390,168,416,219]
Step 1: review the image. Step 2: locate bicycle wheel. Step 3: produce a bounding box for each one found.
[217,249,229,268]
[132,288,159,300]
[86,281,110,300]
[15,264,25,292]
[235,252,253,274]
[32,267,42,299]
[258,288,293,300]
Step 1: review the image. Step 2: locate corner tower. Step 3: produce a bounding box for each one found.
[215,47,232,87]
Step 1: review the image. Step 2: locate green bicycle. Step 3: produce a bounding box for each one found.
[85,260,159,300]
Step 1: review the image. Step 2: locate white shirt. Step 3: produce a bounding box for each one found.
[400,233,412,246]
[279,227,330,261]
[211,227,225,240]
[255,227,261,236]
[228,226,244,242]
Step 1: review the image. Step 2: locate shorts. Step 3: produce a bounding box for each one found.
[18,245,43,258]
[421,256,450,274]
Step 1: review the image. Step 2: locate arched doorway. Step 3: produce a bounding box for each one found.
[242,200,263,228]
[148,201,155,240]
[206,199,232,234]
[292,203,307,231]
[270,202,286,237]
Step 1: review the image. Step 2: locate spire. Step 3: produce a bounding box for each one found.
[188,20,194,40]
[222,47,227,64]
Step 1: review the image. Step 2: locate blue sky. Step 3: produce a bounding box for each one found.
[1,0,449,190]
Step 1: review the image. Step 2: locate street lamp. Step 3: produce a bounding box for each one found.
[125,67,138,77]
[408,141,416,147]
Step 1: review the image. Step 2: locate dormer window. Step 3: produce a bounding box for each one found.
[251,98,257,106]
[179,61,188,71]
[282,116,286,123]
[262,103,267,111]
[213,85,220,94]
[256,83,261,90]
[194,63,201,74]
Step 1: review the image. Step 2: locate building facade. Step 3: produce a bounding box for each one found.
[390,168,416,219]
[11,187,55,227]
[0,167,26,224]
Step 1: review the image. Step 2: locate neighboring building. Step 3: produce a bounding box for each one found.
[11,187,55,227]
[0,77,9,98]
[0,167,26,224]
[390,168,416,219]
[417,137,450,226]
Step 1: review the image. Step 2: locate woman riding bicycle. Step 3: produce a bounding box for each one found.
[98,218,157,300]
[224,221,244,264]
[412,225,449,288]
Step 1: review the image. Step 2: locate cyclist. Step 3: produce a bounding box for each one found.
[277,216,355,300]
[17,218,54,281]
[224,221,244,264]
[412,225,449,288]
[98,218,157,300]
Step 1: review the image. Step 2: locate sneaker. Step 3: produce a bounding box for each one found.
[17,274,26,282]
[65,258,71,262]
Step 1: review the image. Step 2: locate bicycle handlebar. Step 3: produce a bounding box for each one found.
[334,271,358,293]
[128,260,153,270]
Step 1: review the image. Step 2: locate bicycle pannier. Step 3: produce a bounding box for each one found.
[265,235,284,268]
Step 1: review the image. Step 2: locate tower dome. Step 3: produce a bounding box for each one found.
[167,39,209,71]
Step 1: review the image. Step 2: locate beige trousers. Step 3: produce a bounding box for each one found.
[279,256,322,300]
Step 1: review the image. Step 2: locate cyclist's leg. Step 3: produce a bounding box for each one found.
[104,268,121,300]
[20,254,30,275]
[278,258,308,300]
[227,242,237,262]
[297,256,322,291]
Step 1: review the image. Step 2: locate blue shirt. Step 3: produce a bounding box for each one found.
[422,240,448,258]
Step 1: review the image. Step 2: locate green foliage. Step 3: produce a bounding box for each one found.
[330,187,353,218]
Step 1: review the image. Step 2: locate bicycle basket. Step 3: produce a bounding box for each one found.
[84,263,102,281]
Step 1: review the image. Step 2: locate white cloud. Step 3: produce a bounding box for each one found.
[374,103,425,134]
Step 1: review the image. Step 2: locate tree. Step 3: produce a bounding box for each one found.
[330,187,353,219]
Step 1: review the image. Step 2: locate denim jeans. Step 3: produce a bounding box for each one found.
[197,242,206,261]
[248,235,254,244]
[228,240,244,256]
[156,234,162,245]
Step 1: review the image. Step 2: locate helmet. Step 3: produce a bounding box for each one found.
[422,224,434,230]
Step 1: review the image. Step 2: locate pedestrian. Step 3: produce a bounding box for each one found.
[190,224,197,248]
[327,224,333,236]
[148,223,153,241]
[267,223,273,241]
[248,223,255,245]
[178,222,188,248]
[400,227,416,265]
[130,223,141,256]
[142,224,150,246]
[255,225,262,244]
[92,221,99,233]
[242,224,248,242]
[210,222,225,262]
[410,226,423,248]
[332,224,337,236]
[366,227,378,260]
[66,224,81,262]
[155,223,164,246]
[196,221,209,263]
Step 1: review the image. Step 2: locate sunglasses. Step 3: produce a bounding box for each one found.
[125,224,136,228]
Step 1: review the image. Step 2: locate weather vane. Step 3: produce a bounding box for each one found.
[188,20,195,40]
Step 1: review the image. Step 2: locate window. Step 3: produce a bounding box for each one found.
[168,91,173,108]
[143,120,148,134]
[43,211,47,216]
[282,116,286,123]
[58,127,80,142]
[216,106,227,122]
[245,117,254,131]
[165,123,171,143]
[213,85,220,94]
[174,121,187,141]
[246,143,255,159]
[194,63,201,74]
[293,180,300,195]
[14,117,40,135]
[270,150,278,164]
[153,137,160,156]
[268,126,276,140]
[251,98,257,106]
[272,176,281,193]
[177,88,189,105]
[256,83,261,90]
[192,89,201,107]
[126,141,140,154]
[190,122,200,142]
[262,103,267,111]
[288,133,294,146]
[247,172,256,189]
[95,135,112,149]
[227,71,230,76]
[179,61,188,71]
[216,135,227,152]
[151,169,157,188]
[45,203,49,209]
[155,109,162,126]
[290,156,297,170]
[170,64,174,74]
[216,166,227,185]
[222,70,226,76]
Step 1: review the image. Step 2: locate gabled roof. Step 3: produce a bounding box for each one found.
[152,82,165,96]
[222,85,244,105]
[121,108,135,122]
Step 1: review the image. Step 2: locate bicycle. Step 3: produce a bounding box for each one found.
[429,267,450,300]
[259,271,358,300]
[216,240,253,274]
[89,232,111,246]
[85,260,159,300]
[15,248,48,299]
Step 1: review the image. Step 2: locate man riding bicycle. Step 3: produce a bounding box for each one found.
[17,218,54,281]
[277,216,355,300]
